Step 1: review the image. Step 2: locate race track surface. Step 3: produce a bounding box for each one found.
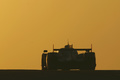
[0,70,120,80]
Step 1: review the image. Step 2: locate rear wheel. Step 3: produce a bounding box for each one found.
[83,52,96,70]
[47,53,58,70]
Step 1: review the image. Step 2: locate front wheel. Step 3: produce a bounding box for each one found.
[80,66,95,70]
[42,67,47,70]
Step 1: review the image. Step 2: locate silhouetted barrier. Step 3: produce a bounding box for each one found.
[0,70,120,80]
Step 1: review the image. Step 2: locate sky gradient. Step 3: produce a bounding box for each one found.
[0,0,120,70]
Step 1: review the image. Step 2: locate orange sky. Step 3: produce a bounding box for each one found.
[0,0,120,70]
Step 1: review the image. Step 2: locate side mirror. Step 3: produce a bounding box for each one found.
[44,50,48,52]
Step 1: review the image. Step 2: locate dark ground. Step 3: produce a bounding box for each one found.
[0,70,120,80]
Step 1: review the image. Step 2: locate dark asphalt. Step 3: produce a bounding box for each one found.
[0,70,120,80]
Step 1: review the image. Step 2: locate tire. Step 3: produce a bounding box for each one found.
[47,53,58,70]
[80,64,95,70]
[42,54,47,70]
[84,52,96,70]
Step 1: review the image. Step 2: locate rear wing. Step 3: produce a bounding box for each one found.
[53,44,93,52]
[53,49,92,52]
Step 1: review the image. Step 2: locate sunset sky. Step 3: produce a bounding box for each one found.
[0,0,120,70]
